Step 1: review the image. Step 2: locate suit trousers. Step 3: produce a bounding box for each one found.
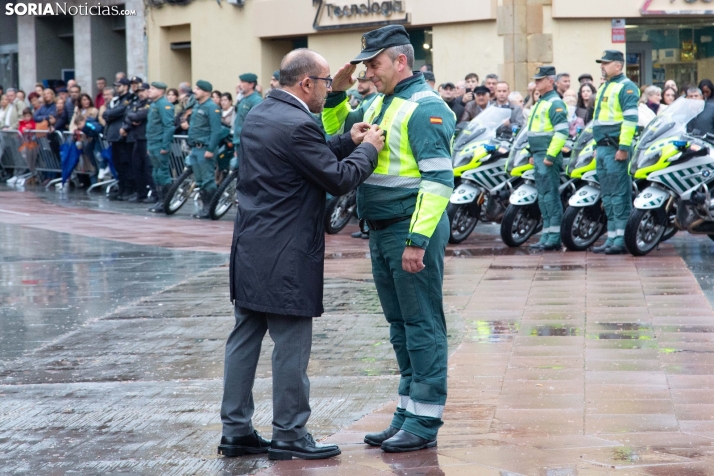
[220,306,313,441]
[111,141,135,195]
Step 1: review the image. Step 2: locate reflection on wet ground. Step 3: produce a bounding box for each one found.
[3,187,714,475]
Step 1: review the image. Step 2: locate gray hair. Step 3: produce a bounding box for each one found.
[103,87,115,95]
[178,82,192,94]
[385,44,415,69]
[641,85,662,103]
[484,73,499,83]
[556,73,570,81]
[279,48,323,87]
[508,91,523,103]
[688,87,703,96]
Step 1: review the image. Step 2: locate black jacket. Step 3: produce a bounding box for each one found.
[124,97,151,141]
[230,89,378,317]
[103,92,135,142]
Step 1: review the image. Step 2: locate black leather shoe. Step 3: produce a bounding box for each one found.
[592,242,611,254]
[128,194,145,203]
[381,430,436,453]
[605,244,628,255]
[364,426,400,447]
[217,431,270,457]
[268,433,341,460]
[541,242,562,251]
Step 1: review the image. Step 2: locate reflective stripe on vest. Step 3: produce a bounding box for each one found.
[527,98,555,137]
[363,95,420,185]
[593,80,625,125]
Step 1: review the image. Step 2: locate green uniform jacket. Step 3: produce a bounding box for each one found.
[322,91,379,136]
[592,73,640,151]
[146,95,175,151]
[188,98,223,153]
[527,90,569,159]
[233,92,263,150]
[323,74,456,249]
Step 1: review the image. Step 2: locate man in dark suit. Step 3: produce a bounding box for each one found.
[218,48,385,461]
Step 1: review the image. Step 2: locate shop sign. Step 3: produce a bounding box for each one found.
[642,0,714,15]
[313,0,410,31]
[612,19,626,43]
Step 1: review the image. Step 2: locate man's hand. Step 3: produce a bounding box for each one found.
[461,92,474,104]
[402,246,426,273]
[331,63,357,92]
[119,128,127,137]
[204,151,214,159]
[362,124,385,152]
[350,122,371,144]
[529,157,534,165]
[160,149,168,155]
[544,158,553,166]
[180,121,189,131]
[615,149,629,161]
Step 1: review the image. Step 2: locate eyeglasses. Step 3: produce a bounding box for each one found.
[302,76,333,89]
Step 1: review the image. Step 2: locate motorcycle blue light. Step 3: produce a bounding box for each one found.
[484,145,497,152]
[673,140,687,148]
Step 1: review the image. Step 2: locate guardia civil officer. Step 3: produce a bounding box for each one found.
[328,25,455,452]
[232,73,262,170]
[146,82,175,213]
[187,80,223,219]
[527,66,569,251]
[103,77,136,200]
[122,82,153,202]
[591,50,639,254]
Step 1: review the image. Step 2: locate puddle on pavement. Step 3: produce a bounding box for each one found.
[528,325,580,337]
[540,265,586,271]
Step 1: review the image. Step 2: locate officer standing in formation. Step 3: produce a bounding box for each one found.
[328,25,455,452]
[187,80,223,219]
[122,82,153,202]
[527,66,569,251]
[146,81,175,213]
[232,73,263,170]
[103,77,136,200]
[591,50,639,255]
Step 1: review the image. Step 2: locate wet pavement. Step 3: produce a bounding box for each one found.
[2,186,714,475]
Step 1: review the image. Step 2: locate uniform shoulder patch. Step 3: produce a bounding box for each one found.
[215,109,220,113]
[430,116,443,125]
[555,108,563,112]
[165,105,172,109]
[626,89,634,94]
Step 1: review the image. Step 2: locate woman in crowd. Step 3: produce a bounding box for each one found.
[0,94,19,130]
[220,92,234,127]
[69,94,98,132]
[576,82,597,123]
[27,92,41,113]
[698,79,714,101]
[661,86,677,110]
[664,79,678,96]
[33,88,57,126]
[562,89,584,136]
[50,97,68,132]
[211,90,222,105]
[637,85,661,127]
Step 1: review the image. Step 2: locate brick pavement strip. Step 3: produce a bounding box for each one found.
[3,190,714,474]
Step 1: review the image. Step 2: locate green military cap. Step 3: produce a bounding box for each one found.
[272,70,280,80]
[596,50,625,63]
[351,25,410,64]
[356,70,369,81]
[151,81,168,90]
[239,73,258,83]
[533,65,556,79]
[196,79,212,92]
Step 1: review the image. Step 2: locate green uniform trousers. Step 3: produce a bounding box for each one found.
[533,151,563,235]
[595,145,632,236]
[187,147,217,196]
[148,148,172,187]
[368,213,449,441]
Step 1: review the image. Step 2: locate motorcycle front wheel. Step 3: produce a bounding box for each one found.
[624,208,666,256]
[163,167,195,215]
[209,170,238,220]
[561,205,606,251]
[324,190,357,234]
[500,204,541,247]
[447,202,480,244]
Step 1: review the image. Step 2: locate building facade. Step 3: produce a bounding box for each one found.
[0,0,146,96]
[145,0,714,94]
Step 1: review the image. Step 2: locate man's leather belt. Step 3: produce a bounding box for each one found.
[363,216,411,231]
[596,137,619,147]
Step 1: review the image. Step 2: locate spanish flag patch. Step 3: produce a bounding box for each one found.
[165,105,172,109]
[555,108,563,112]
[430,116,443,125]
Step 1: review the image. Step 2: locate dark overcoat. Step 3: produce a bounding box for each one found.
[230,89,378,317]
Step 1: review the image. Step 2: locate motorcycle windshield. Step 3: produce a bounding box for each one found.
[453,107,512,152]
[570,121,595,170]
[636,98,705,154]
[507,127,531,169]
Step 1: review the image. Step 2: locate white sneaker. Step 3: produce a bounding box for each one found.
[98,167,110,180]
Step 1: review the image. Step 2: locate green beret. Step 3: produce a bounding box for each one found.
[151,81,168,90]
[239,73,258,83]
[196,80,212,92]
[272,70,280,80]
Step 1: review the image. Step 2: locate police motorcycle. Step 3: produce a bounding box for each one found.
[163,127,234,216]
[499,128,577,247]
[447,107,515,244]
[323,190,357,234]
[624,97,714,256]
[558,122,608,251]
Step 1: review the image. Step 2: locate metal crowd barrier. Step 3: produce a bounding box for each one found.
[170,135,190,179]
[0,130,32,184]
